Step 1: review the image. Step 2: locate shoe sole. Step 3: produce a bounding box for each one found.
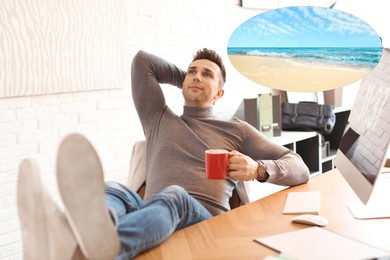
[56,133,120,260]
[17,159,78,260]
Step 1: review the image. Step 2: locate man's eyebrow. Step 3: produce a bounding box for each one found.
[188,66,213,72]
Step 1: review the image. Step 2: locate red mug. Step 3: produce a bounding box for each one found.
[205,149,229,180]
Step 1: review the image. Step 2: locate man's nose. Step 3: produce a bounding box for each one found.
[193,73,200,81]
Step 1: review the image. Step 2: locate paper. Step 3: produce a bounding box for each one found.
[255,227,390,260]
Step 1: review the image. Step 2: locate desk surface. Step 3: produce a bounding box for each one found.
[135,169,390,259]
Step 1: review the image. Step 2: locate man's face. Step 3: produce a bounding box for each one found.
[182,59,224,107]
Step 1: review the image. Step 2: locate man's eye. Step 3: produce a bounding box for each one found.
[203,72,212,77]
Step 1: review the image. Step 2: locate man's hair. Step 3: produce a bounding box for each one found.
[192,48,226,85]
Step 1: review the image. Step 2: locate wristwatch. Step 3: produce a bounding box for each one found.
[257,160,269,182]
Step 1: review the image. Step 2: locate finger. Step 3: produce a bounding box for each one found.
[228,150,240,158]
[228,161,242,171]
[228,165,235,173]
[229,155,245,166]
[229,151,245,163]
[227,170,240,180]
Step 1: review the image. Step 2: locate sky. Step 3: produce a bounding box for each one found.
[228,6,382,48]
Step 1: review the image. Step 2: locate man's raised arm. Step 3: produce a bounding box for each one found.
[131,51,186,132]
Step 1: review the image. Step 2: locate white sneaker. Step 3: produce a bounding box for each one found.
[17,159,80,260]
[56,133,120,260]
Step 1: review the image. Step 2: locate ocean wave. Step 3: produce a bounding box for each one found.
[227,47,382,68]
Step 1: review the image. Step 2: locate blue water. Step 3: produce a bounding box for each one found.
[227,47,382,69]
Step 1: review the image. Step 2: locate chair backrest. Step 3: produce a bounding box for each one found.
[127,140,146,192]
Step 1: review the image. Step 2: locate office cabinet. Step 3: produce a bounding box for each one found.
[271,107,350,176]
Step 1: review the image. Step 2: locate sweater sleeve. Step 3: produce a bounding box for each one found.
[238,120,310,186]
[131,50,186,136]
[261,149,310,186]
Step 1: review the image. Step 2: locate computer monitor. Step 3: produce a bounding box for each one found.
[335,48,390,219]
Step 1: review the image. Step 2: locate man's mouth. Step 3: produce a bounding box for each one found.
[189,85,202,90]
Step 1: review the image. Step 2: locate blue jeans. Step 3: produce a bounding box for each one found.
[105,181,212,259]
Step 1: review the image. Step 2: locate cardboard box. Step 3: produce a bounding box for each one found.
[324,88,343,107]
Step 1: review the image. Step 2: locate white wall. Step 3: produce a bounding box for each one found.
[0,1,263,258]
[0,0,128,98]
[1,0,389,258]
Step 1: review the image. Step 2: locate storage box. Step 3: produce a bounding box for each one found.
[324,88,343,107]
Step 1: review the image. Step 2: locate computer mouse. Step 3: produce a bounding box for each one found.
[291,214,328,227]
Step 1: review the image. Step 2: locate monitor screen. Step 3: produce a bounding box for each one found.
[335,48,390,218]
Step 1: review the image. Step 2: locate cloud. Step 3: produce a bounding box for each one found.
[312,7,375,35]
[241,15,291,38]
[228,6,379,47]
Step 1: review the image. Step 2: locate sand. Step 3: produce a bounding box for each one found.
[228,55,373,92]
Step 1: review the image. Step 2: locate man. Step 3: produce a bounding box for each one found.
[17,49,309,259]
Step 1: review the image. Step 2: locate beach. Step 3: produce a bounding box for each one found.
[228,55,373,92]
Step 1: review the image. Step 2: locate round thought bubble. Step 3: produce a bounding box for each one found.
[227,6,383,92]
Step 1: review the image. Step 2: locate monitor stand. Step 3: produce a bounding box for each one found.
[347,201,390,219]
[348,171,390,219]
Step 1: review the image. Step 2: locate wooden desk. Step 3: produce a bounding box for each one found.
[135,169,390,259]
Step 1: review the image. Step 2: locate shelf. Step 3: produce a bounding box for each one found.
[269,109,349,176]
[271,131,317,146]
[333,106,351,114]
[310,171,321,177]
[321,149,337,163]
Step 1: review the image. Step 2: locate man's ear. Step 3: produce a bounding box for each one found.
[213,89,224,104]
[217,89,224,99]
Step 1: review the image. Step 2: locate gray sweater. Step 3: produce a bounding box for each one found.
[131,50,310,216]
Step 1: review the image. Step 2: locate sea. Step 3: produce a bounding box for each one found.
[227,47,383,69]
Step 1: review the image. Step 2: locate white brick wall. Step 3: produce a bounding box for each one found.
[0,1,265,258]
[348,49,390,182]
